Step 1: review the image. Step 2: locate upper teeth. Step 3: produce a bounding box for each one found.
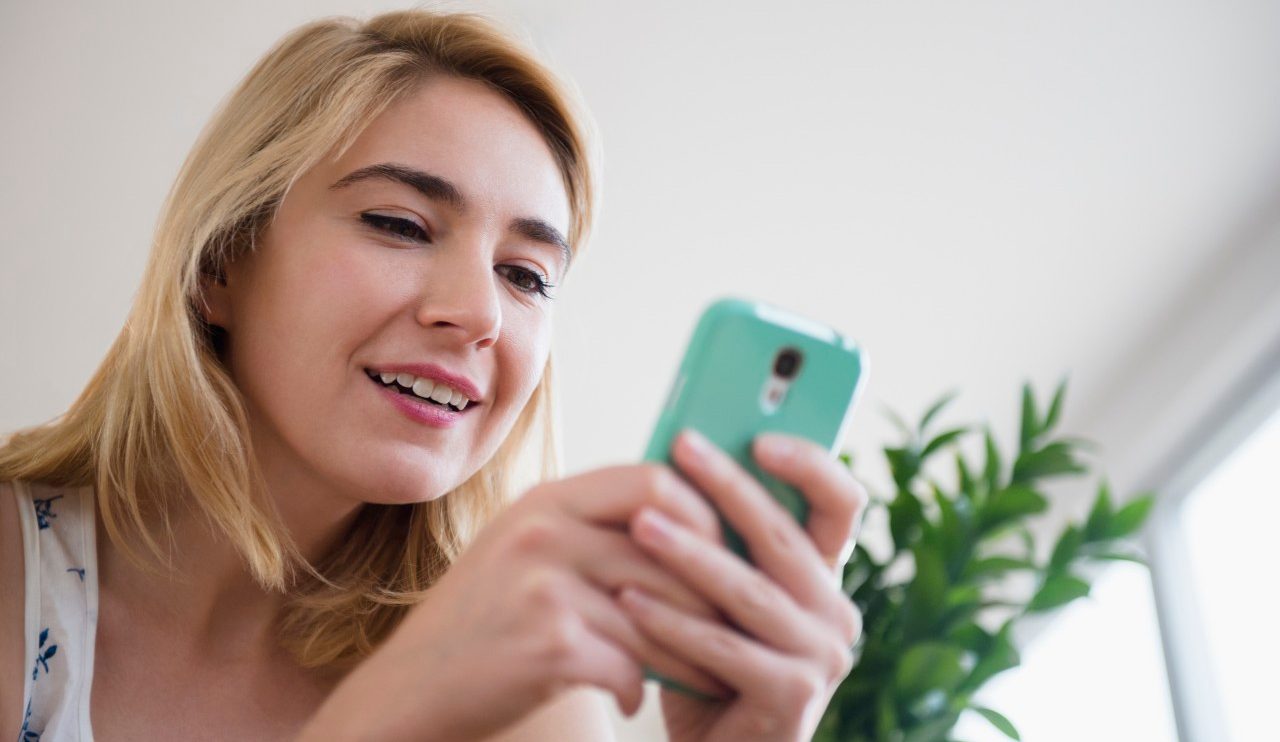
[376,371,472,411]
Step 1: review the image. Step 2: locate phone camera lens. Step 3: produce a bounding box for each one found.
[773,348,803,379]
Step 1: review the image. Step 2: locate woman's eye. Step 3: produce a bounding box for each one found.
[498,265,555,299]
[361,212,553,299]
[361,212,428,242]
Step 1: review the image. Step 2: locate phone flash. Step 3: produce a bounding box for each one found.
[760,377,790,413]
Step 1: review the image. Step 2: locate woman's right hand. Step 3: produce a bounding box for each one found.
[297,463,732,741]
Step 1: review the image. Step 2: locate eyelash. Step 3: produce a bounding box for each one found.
[360,212,556,299]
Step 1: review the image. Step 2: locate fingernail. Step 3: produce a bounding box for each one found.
[756,433,796,462]
[635,507,676,546]
[680,428,710,456]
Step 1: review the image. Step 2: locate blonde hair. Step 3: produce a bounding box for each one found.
[0,8,596,669]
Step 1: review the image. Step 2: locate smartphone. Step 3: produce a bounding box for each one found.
[640,297,866,696]
[643,296,866,558]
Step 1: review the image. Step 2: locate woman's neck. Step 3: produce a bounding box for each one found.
[95,475,365,662]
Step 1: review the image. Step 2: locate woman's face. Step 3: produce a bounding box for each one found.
[203,75,571,511]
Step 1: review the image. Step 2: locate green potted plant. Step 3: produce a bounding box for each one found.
[818,382,1155,741]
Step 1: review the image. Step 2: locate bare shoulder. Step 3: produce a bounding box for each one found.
[485,687,618,742]
[0,480,26,739]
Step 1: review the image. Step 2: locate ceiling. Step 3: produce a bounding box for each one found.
[493,0,1280,482]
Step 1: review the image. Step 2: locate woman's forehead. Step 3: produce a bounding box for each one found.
[322,76,571,232]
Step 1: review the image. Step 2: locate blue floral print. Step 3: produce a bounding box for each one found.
[32,495,63,530]
[18,697,40,741]
[31,629,57,680]
[20,488,93,740]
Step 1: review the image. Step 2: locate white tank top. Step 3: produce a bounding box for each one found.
[13,479,99,741]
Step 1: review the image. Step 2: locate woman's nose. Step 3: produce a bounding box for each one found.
[413,251,502,350]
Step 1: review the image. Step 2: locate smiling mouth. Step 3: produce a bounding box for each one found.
[364,369,478,413]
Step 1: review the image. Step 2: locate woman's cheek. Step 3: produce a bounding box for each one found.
[312,239,400,313]
[504,311,554,403]
[292,243,414,366]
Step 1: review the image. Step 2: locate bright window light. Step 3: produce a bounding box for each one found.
[951,561,1177,741]
[1179,403,1280,742]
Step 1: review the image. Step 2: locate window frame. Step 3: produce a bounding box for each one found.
[1143,344,1280,742]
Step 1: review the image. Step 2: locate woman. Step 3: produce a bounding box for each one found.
[0,8,866,740]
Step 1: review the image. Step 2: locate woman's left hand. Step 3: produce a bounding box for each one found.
[620,428,868,742]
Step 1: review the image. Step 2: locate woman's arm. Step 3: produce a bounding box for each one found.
[483,688,616,742]
[300,682,617,742]
[295,463,724,741]
[0,482,26,739]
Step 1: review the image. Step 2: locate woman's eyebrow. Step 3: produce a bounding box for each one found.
[331,161,571,271]
[511,217,571,273]
[329,162,466,210]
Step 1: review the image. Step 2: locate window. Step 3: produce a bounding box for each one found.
[952,383,1280,742]
[1175,402,1280,742]
[951,562,1177,741]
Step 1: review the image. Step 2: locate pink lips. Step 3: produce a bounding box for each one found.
[366,363,484,404]
[370,375,467,428]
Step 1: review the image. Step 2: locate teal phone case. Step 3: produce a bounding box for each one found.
[640,296,866,697]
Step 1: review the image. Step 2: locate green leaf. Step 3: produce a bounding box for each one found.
[956,454,977,503]
[922,427,969,460]
[963,556,1036,580]
[962,622,1019,691]
[1057,434,1102,452]
[875,689,898,741]
[839,451,854,469]
[980,487,1048,533]
[945,585,982,609]
[1042,379,1068,434]
[934,485,969,573]
[894,643,969,698]
[1088,551,1149,566]
[1011,442,1087,483]
[978,599,1025,610]
[890,488,927,551]
[982,428,1002,493]
[906,689,949,720]
[1084,481,1114,541]
[1027,574,1090,612]
[902,712,961,742]
[920,390,960,433]
[885,405,914,439]
[1016,525,1036,560]
[887,446,923,490]
[1048,525,1083,575]
[973,707,1021,740]
[904,544,948,639]
[947,622,991,653]
[1018,383,1039,450]
[1104,494,1155,539]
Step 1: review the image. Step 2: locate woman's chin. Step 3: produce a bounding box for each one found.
[350,459,466,506]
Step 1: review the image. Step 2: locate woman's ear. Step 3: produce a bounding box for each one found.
[197,265,233,330]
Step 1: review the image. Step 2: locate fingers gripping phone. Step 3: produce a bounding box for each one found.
[640,297,866,695]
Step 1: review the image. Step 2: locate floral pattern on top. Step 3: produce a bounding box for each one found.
[20,486,92,741]
[19,697,41,741]
[32,495,63,530]
[31,628,57,681]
